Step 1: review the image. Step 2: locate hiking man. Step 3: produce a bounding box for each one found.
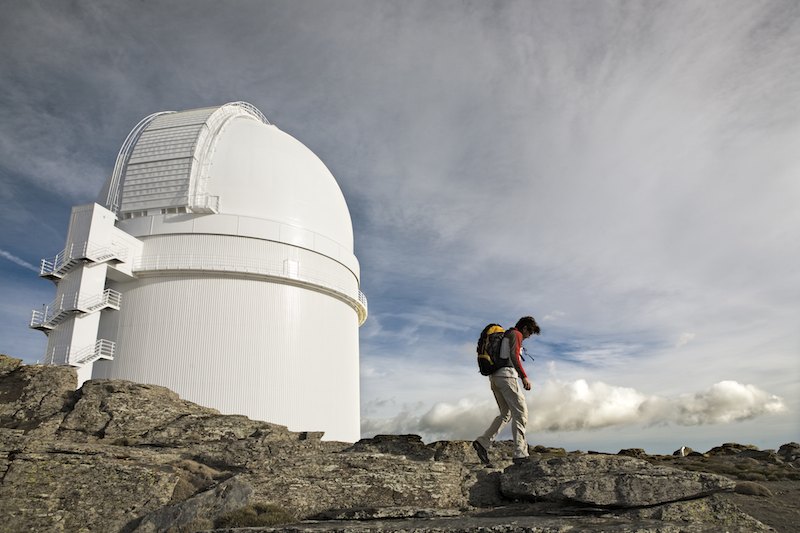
[473,316,540,465]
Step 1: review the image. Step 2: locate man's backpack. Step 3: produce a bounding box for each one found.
[476,323,505,375]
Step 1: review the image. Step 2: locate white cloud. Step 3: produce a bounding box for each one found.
[674,380,787,425]
[362,379,787,442]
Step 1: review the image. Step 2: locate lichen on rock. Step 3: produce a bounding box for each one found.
[0,355,791,532]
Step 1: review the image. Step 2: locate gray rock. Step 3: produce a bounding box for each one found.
[738,448,783,464]
[59,379,218,440]
[618,448,647,457]
[623,494,774,532]
[734,481,773,497]
[131,476,252,532]
[500,454,735,507]
[672,446,694,456]
[428,440,481,463]
[531,445,567,456]
[777,442,800,464]
[347,434,436,460]
[706,442,759,456]
[137,413,291,448]
[0,354,22,376]
[0,361,77,432]
[0,445,182,532]
[0,356,781,533]
[243,451,469,518]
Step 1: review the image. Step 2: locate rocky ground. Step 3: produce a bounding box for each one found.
[1,353,798,533]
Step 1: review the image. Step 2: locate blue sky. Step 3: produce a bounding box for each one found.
[1,0,797,454]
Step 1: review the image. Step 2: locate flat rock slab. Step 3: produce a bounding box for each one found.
[500,455,735,507]
[244,452,469,517]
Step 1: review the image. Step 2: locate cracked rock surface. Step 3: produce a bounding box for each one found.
[0,355,795,532]
[500,454,736,506]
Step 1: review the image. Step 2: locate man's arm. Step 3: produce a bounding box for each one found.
[509,331,528,380]
[510,330,532,390]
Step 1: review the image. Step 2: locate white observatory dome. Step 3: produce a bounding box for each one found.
[34,102,366,442]
[208,117,354,250]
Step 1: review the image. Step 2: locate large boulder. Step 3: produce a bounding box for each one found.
[500,454,735,507]
[778,442,800,465]
[58,380,218,441]
[0,354,22,376]
[131,476,252,533]
[0,356,76,432]
[707,442,759,456]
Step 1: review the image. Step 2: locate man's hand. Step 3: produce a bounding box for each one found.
[522,377,532,391]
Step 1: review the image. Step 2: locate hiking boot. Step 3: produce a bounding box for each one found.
[472,440,491,466]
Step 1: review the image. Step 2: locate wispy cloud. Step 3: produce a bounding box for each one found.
[1,1,797,451]
[0,249,39,273]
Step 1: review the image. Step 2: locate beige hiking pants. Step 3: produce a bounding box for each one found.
[477,373,529,459]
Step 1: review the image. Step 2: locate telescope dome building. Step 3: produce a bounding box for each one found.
[31,102,367,442]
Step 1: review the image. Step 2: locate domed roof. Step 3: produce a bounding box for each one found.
[99,102,354,251]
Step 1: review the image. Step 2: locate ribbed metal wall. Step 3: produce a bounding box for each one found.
[94,273,360,441]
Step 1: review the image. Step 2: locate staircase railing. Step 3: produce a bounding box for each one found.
[30,294,73,329]
[40,241,129,278]
[30,289,122,329]
[72,339,116,365]
[78,288,122,313]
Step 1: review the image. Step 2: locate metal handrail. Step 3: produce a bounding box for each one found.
[72,339,116,365]
[30,289,122,328]
[225,101,271,125]
[40,241,129,276]
[30,293,73,327]
[79,289,122,312]
[30,309,47,328]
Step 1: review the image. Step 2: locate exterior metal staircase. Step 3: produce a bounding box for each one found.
[30,289,122,331]
[71,339,116,365]
[40,241,128,280]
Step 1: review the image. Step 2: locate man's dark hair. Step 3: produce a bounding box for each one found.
[515,316,541,335]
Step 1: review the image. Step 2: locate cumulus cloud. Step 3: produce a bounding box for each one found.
[674,381,787,426]
[362,379,786,442]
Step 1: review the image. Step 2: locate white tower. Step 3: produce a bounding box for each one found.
[31,102,367,442]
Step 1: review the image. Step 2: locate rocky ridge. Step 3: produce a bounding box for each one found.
[1,354,797,532]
